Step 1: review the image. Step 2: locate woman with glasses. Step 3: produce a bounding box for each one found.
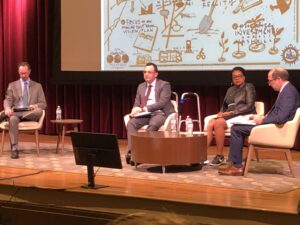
[206,67,256,166]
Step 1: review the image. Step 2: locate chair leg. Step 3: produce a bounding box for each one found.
[243,145,254,176]
[1,130,6,154]
[254,148,260,162]
[35,130,40,156]
[284,150,295,177]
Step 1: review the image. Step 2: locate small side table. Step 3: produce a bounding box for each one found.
[50,119,83,153]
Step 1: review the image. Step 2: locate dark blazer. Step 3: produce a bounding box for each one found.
[221,82,256,116]
[133,79,175,116]
[4,79,47,110]
[263,82,300,124]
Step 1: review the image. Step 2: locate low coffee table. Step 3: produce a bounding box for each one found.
[131,131,207,173]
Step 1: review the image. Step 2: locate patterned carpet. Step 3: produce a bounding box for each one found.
[1,142,300,193]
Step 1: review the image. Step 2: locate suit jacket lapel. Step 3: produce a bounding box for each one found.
[266,83,289,116]
[28,81,32,103]
[154,79,160,101]
[17,81,22,100]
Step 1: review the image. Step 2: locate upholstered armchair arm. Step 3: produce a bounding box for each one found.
[161,112,177,131]
[124,114,130,127]
[249,122,297,148]
[203,114,217,131]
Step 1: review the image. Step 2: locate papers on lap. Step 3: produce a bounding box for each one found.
[13,107,32,112]
[131,112,151,118]
[229,115,256,125]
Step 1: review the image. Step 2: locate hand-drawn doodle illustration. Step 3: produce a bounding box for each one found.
[233,39,246,59]
[196,48,206,60]
[218,32,229,62]
[160,0,187,48]
[245,14,265,53]
[136,54,152,65]
[185,40,193,53]
[269,26,284,55]
[198,0,217,34]
[270,0,292,15]
[102,0,299,70]
[233,0,262,14]
[133,25,158,52]
[159,50,182,63]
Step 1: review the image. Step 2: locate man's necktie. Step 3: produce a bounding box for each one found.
[23,81,28,107]
[141,84,152,108]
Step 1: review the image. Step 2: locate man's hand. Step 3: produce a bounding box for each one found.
[217,111,233,118]
[4,108,13,117]
[130,107,142,116]
[29,104,38,110]
[250,115,264,125]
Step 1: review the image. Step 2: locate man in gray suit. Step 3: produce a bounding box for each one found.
[125,62,175,165]
[1,62,47,159]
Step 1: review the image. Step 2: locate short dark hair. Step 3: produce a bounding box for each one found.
[18,62,31,70]
[272,67,289,81]
[231,66,246,76]
[145,62,158,73]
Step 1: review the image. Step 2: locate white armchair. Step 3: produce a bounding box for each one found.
[0,110,46,156]
[243,108,300,177]
[124,100,178,132]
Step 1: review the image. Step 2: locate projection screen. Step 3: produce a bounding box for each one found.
[62,0,300,72]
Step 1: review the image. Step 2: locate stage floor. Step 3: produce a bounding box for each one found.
[0,134,299,225]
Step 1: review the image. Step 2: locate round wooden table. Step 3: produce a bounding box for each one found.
[50,119,83,153]
[131,131,207,173]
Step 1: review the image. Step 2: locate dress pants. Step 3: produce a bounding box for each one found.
[9,108,43,150]
[126,111,166,152]
[228,124,255,168]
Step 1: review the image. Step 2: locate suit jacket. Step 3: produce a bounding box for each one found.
[263,82,300,124]
[221,82,256,115]
[4,79,47,110]
[133,79,175,116]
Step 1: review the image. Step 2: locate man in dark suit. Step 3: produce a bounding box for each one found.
[1,62,47,159]
[219,67,300,175]
[125,62,175,165]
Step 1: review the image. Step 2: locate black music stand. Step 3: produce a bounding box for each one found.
[70,132,122,189]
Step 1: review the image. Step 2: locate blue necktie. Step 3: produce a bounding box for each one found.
[23,81,28,107]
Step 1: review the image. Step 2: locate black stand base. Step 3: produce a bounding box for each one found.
[81,184,108,189]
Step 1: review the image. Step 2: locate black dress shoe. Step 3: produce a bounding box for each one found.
[0,110,7,123]
[125,152,131,164]
[11,150,19,159]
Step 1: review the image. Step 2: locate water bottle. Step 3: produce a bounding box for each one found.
[185,115,193,136]
[170,115,177,132]
[56,105,62,120]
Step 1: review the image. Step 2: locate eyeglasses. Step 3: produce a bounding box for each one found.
[232,75,243,79]
[268,78,277,84]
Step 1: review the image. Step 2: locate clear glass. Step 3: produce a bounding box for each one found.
[185,116,193,136]
[171,116,177,132]
[56,106,62,120]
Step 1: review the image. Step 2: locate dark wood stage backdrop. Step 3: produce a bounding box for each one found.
[0,0,299,148]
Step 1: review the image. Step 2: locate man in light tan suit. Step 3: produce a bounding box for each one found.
[1,62,47,159]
